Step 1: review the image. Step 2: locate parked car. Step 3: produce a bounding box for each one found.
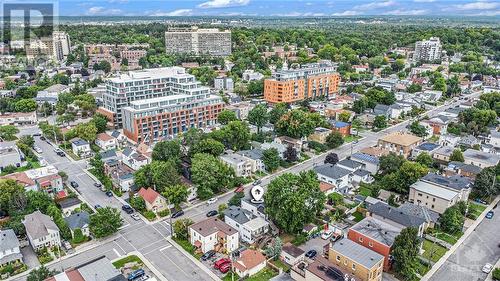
[171,210,184,218]
[201,250,216,261]
[305,250,317,259]
[207,198,217,205]
[131,213,141,221]
[39,157,47,167]
[105,191,113,197]
[206,210,218,217]
[122,205,134,214]
[128,269,145,280]
[253,180,261,186]
[331,233,343,242]
[213,258,231,269]
[321,230,333,240]
[482,263,493,273]
[94,183,102,188]
[475,198,488,205]
[33,132,41,137]
[70,181,79,188]
[486,211,494,219]
[94,204,102,209]
[219,262,232,273]
[54,148,65,157]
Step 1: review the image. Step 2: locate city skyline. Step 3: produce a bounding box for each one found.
[55,0,500,17]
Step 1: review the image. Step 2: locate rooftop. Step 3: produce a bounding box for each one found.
[368,202,426,228]
[463,149,500,165]
[331,238,384,269]
[415,142,440,152]
[379,132,422,146]
[337,159,363,170]
[350,217,402,246]
[314,164,352,180]
[64,212,90,230]
[23,210,59,240]
[411,180,459,201]
[189,217,237,237]
[137,187,160,204]
[303,256,356,281]
[282,242,305,258]
[351,152,380,165]
[422,173,472,191]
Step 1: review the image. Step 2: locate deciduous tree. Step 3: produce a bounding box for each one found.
[262,148,280,172]
[89,207,123,238]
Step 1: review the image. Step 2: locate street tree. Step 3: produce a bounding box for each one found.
[262,148,281,172]
[440,205,464,234]
[191,153,235,200]
[265,170,325,233]
[473,167,499,198]
[173,218,194,240]
[324,153,339,165]
[248,104,269,133]
[0,125,19,141]
[217,109,238,125]
[391,227,420,281]
[325,131,344,149]
[27,265,57,281]
[162,184,189,209]
[89,207,123,238]
[373,115,387,129]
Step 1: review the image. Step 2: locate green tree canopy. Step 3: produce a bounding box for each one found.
[89,207,123,238]
[191,153,235,200]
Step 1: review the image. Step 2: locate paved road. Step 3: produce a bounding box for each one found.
[429,205,500,281]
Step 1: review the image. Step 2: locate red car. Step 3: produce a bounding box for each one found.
[213,258,231,269]
[219,262,232,273]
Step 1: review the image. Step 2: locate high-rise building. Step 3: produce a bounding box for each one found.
[264,60,340,103]
[165,27,231,57]
[413,37,442,62]
[97,67,224,143]
[25,31,71,61]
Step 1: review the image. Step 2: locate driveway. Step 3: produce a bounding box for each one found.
[20,246,40,269]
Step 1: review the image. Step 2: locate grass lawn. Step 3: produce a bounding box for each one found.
[270,259,290,272]
[430,232,458,245]
[421,239,448,263]
[0,159,41,176]
[245,268,278,281]
[172,238,202,259]
[344,135,361,143]
[358,186,373,197]
[352,211,364,222]
[416,261,431,276]
[467,202,487,220]
[112,255,143,269]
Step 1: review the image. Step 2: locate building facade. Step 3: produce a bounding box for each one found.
[413,37,442,62]
[165,27,231,57]
[264,61,340,103]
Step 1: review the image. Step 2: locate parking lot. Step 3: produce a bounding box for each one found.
[199,251,232,279]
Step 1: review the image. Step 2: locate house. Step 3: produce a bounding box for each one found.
[409,180,460,214]
[463,149,500,168]
[241,198,266,219]
[281,242,305,266]
[337,159,363,172]
[0,142,26,172]
[95,133,117,150]
[237,149,266,173]
[424,115,450,135]
[107,162,134,192]
[487,129,500,147]
[58,197,82,217]
[0,229,22,266]
[376,190,401,204]
[23,211,61,251]
[220,153,254,177]
[313,164,353,194]
[121,147,150,171]
[351,153,380,174]
[189,217,239,254]
[275,136,305,152]
[233,249,267,278]
[348,217,402,271]
[397,203,440,229]
[353,169,375,185]
[137,188,168,213]
[64,211,90,237]
[373,104,391,118]
[458,135,480,148]
[46,256,122,281]
[367,202,427,236]
[224,206,269,244]
[377,132,423,158]
[444,161,482,180]
[100,149,118,163]
[433,146,455,164]
[291,256,357,281]
[260,141,287,159]
[439,134,461,147]
[1,172,37,192]
[308,127,332,144]
[329,238,384,281]
[330,121,352,137]
[0,112,37,126]
[411,142,441,159]
[23,165,63,195]
[421,173,472,202]
[71,138,92,158]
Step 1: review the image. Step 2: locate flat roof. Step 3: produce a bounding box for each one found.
[331,238,384,269]
[379,132,422,146]
[411,180,459,200]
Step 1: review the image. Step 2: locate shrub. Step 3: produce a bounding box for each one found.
[72,228,85,244]
[493,268,500,281]
[143,211,156,221]
[158,209,170,217]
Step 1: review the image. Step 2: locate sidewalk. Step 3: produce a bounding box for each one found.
[421,195,500,281]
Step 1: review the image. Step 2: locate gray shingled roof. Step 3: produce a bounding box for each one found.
[350,217,402,246]
[0,229,20,252]
[23,211,59,240]
[314,164,352,180]
[64,212,90,230]
[237,149,264,161]
[338,159,363,170]
[224,206,254,225]
[398,203,440,223]
[331,238,384,269]
[368,202,426,228]
[422,173,472,191]
[352,152,380,165]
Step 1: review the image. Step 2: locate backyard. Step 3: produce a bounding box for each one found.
[421,239,448,263]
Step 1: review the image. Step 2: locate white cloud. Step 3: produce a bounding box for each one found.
[452,1,499,10]
[149,9,193,16]
[273,12,325,17]
[468,10,500,16]
[353,0,396,10]
[332,10,362,16]
[86,6,122,15]
[386,9,428,15]
[198,0,250,9]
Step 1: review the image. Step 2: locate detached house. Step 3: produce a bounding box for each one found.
[234,249,267,278]
[189,217,239,254]
[0,229,22,266]
[23,211,61,251]
[220,153,254,177]
[0,142,26,172]
[314,164,353,194]
[95,133,117,150]
[71,138,92,158]
[137,188,168,213]
[224,206,269,244]
[122,147,150,171]
[64,211,90,237]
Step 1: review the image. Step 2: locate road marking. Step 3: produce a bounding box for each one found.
[113,240,127,254]
[113,248,122,257]
[159,245,172,251]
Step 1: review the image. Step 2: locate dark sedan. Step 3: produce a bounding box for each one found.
[206,210,218,217]
[305,250,317,259]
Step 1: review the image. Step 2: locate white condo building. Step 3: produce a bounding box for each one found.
[413,37,442,62]
[165,27,231,57]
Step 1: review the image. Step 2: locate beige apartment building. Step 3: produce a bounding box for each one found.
[377,132,423,158]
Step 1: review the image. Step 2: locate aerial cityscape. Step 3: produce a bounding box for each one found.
[0,1,498,281]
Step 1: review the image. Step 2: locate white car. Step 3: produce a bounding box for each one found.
[34,146,42,153]
[482,263,493,273]
[131,213,141,221]
[321,231,333,240]
[207,198,218,205]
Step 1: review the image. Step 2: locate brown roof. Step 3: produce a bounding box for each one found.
[96,133,113,141]
[45,269,84,281]
[234,249,266,272]
[189,217,237,237]
[320,182,334,193]
[379,132,422,146]
[360,147,391,157]
[282,242,305,258]
[1,172,35,187]
[137,187,160,204]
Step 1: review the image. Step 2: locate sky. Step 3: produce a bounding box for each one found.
[54,0,500,17]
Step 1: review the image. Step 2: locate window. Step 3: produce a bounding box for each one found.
[336,255,340,262]
[352,264,356,271]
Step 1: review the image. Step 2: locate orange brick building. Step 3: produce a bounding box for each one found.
[264,61,340,103]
